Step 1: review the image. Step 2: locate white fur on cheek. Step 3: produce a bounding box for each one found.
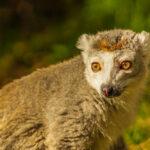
[85,68,102,94]
[84,53,115,95]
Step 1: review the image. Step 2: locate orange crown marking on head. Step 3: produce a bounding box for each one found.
[97,39,125,52]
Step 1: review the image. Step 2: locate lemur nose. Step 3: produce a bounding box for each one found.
[101,86,114,97]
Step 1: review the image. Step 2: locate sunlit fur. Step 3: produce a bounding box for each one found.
[0,29,150,150]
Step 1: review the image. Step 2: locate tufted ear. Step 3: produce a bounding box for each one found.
[138,31,150,58]
[76,34,93,51]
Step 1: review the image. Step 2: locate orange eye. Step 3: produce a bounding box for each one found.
[91,62,101,72]
[120,61,132,70]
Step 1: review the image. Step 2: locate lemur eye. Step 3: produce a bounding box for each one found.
[120,60,132,70]
[91,62,101,72]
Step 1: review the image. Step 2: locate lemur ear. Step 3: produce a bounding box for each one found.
[138,31,150,57]
[138,31,150,44]
[76,34,93,51]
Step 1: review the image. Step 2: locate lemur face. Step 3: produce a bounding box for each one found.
[77,30,150,98]
[83,50,144,97]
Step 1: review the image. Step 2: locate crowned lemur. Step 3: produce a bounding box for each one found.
[0,29,150,150]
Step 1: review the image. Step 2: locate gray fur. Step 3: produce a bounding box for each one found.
[0,29,150,150]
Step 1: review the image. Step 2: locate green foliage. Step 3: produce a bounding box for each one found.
[124,77,150,147]
[125,117,150,144]
[1,0,150,86]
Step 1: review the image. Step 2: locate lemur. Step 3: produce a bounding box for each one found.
[0,29,150,150]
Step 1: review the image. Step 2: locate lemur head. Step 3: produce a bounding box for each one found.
[77,29,150,98]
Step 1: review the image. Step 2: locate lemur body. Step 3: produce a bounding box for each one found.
[0,29,150,150]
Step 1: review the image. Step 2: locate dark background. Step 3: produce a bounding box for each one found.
[0,0,150,149]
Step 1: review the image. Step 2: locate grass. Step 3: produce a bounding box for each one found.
[124,78,150,149]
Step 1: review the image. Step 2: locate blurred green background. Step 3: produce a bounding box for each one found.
[0,0,150,149]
